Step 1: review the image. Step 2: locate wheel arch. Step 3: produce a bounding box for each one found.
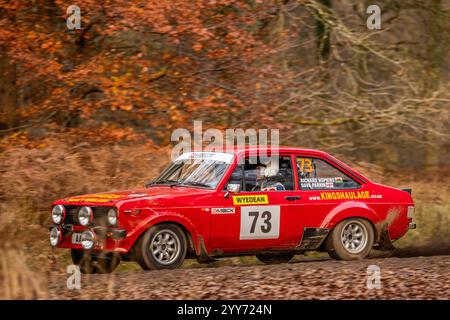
[320,202,381,243]
[130,213,200,257]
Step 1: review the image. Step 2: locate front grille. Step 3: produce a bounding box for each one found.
[64,206,111,226]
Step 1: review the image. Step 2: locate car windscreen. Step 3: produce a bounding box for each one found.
[152,152,233,189]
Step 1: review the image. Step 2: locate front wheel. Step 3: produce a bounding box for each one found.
[71,250,120,274]
[70,249,97,274]
[326,218,374,260]
[136,224,187,270]
[96,252,120,274]
[256,253,294,264]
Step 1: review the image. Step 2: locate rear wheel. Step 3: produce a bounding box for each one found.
[256,253,294,264]
[136,224,187,270]
[326,218,374,260]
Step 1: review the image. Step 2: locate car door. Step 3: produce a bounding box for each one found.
[210,154,303,253]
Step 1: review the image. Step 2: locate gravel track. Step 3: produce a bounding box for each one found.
[48,253,450,300]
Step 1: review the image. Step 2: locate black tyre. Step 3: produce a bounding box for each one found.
[71,250,120,274]
[256,253,294,264]
[71,249,96,274]
[327,249,340,260]
[136,223,187,270]
[96,252,121,274]
[326,218,374,260]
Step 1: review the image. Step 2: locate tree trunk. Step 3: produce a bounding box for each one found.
[0,48,18,131]
[315,0,332,61]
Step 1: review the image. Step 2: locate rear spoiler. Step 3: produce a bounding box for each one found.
[401,188,412,195]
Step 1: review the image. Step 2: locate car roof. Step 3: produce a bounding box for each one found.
[231,145,328,156]
[220,146,369,183]
[191,145,331,158]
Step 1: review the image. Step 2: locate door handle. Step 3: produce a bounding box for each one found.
[285,196,301,201]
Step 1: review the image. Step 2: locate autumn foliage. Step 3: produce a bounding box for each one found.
[0,1,449,166]
[1,1,280,146]
[0,1,449,299]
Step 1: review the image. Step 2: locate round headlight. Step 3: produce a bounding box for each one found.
[78,206,93,226]
[81,230,95,250]
[107,208,118,226]
[52,205,66,224]
[50,227,62,247]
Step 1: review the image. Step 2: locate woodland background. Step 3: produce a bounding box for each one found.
[0,0,449,299]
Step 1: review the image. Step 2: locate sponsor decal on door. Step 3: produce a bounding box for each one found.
[211,208,236,214]
[233,195,269,205]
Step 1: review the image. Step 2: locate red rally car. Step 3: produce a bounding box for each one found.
[49,147,416,273]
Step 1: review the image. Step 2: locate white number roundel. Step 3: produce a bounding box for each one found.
[239,206,280,240]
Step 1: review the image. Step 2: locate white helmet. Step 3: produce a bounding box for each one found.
[263,160,279,177]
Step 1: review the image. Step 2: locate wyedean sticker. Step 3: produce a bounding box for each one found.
[233,195,269,205]
[211,208,236,214]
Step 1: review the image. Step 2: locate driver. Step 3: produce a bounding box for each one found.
[251,164,267,191]
[252,162,286,191]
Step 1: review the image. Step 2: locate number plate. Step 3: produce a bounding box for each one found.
[240,205,280,240]
[72,233,82,244]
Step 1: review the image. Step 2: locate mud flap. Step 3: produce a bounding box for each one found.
[377,227,395,251]
[296,228,330,251]
[196,236,217,263]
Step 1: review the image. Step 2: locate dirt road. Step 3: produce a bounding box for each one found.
[48,253,450,300]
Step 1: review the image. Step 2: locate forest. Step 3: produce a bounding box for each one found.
[0,0,449,299]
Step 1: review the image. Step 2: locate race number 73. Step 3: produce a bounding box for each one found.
[298,158,313,173]
[240,206,280,240]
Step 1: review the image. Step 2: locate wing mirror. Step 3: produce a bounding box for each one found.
[225,183,240,198]
[227,184,241,193]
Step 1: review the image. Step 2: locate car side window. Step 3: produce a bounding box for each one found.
[296,157,360,190]
[225,156,294,191]
[224,164,244,191]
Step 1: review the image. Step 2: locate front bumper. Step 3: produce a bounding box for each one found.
[51,225,130,253]
[50,225,127,239]
[92,227,127,240]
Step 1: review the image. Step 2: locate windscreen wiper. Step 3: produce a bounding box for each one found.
[148,179,181,187]
[180,181,211,188]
